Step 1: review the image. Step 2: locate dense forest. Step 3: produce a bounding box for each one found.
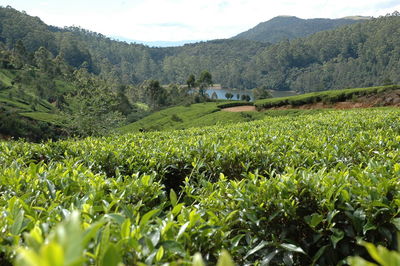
[231,16,368,43]
[1,6,399,92]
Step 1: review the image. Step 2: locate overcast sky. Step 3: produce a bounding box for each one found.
[2,0,400,42]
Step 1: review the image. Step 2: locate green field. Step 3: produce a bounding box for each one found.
[19,112,62,124]
[1,108,399,265]
[119,102,264,133]
[255,85,400,109]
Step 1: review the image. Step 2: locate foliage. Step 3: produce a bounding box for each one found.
[232,16,365,43]
[217,101,254,109]
[118,102,266,133]
[1,108,400,265]
[348,240,400,266]
[255,85,400,109]
[2,7,400,91]
[253,86,273,100]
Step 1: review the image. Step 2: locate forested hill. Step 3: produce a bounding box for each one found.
[1,6,399,91]
[231,16,370,43]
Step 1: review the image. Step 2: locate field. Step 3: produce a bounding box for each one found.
[119,101,264,133]
[0,69,64,123]
[1,108,400,265]
[255,85,400,109]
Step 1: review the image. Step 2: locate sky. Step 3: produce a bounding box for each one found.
[2,0,400,44]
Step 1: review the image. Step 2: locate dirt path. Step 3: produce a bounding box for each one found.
[221,105,256,112]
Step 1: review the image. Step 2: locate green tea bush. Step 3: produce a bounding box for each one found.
[1,108,400,265]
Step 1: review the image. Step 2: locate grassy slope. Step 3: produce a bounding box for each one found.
[118,101,327,133]
[255,85,400,109]
[120,85,400,134]
[0,69,67,124]
[118,102,265,133]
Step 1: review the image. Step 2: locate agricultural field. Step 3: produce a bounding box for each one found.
[1,108,399,265]
[118,101,263,133]
[255,85,400,110]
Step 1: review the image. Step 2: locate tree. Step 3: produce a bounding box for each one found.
[211,91,218,100]
[253,86,273,100]
[241,94,251,101]
[187,74,196,89]
[197,71,213,98]
[62,86,124,137]
[144,80,164,109]
[34,46,54,74]
[225,92,234,100]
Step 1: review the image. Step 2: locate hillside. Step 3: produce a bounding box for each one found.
[119,85,400,134]
[0,43,138,141]
[231,16,369,43]
[119,102,270,133]
[255,85,400,109]
[1,6,399,91]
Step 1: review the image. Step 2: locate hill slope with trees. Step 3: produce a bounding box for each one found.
[231,16,369,43]
[3,6,400,92]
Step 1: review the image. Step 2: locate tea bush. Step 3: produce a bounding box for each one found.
[1,108,399,265]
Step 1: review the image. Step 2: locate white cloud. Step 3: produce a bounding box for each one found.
[3,0,400,41]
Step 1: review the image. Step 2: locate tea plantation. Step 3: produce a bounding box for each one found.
[1,108,399,265]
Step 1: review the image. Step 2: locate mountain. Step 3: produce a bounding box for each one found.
[232,16,371,43]
[0,6,399,92]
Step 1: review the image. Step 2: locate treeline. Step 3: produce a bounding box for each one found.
[232,16,364,43]
[1,6,399,92]
[248,12,400,91]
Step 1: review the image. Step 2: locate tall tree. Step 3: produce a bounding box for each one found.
[197,71,213,98]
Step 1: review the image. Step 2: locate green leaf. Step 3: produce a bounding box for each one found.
[172,203,184,216]
[40,243,64,266]
[363,221,377,234]
[155,246,164,262]
[101,244,121,266]
[98,224,111,264]
[57,211,83,266]
[244,241,269,259]
[217,250,235,266]
[16,248,41,266]
[176,222,190,240]
[280,243,306,254]
[160,241,185,256]
[170,189,178,207]
[150,231,160,246]
[193,253,206,266]
[83,220,106,247]
[261,250,279,265]
[121,218,131,239]
[306,213,324,229]
[392,218,400,231]
[140,209,159,227]
[331,229,344,249]
[312,245,329,265]
[230,234,245,248]
[347,256,377,266]
[11,209,25,235]
[104,213,125,225]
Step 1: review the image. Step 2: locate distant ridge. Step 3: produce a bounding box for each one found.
[232,16,370,43]
[111,36,202,47]
[341,16,372,20]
